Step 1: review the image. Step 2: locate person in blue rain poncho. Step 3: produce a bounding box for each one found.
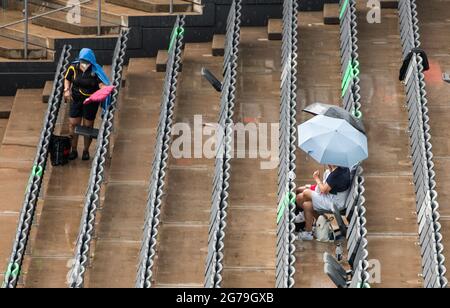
[64,48,111,161]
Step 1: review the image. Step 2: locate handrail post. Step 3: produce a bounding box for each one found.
[97,0,101,36]
[170,0,173,14]
[24,0,29,59]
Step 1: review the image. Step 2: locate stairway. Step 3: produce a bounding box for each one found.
[85,57,163,288]
[0,96,13,144]
[0,36,47,60]
[0,89,47,284]
[0,0,196,61]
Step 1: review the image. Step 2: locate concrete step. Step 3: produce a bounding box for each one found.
[380,0,398,9]
[0,36,47,60]
[0,97,14,119]
[30,0,125,26]
[31,10,120,36]
[0,89,48,280]
[212,34,225,57]
[267,19,282,40]
[156,49,185,73]
[42,81,53,104]
[156,50,168,72]
[323,3,339,25]
[106,0,192,13]
[0,89,47,150]
[0,9,116,50]
[0,9,77,49]
[85,56,166,288]
[0,119,7,143]
[121,66,128,87]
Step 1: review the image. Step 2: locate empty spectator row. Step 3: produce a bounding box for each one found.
[398,0,447,288]
[205,0,242,288]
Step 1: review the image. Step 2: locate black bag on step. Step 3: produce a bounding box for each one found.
[50,135,71,166]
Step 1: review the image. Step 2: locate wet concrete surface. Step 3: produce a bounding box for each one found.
[416,0,450,274]
[151,42,222,287]
[220,27,279,288]
[0,119,7,143]
[0,89,47,283]
[86,58,164,288]
[357,4,423,288]
[24,105,101,288]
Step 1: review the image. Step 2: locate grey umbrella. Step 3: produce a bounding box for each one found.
[303,102,366,134]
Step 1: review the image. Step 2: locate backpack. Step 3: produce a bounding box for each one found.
[50,135,71,166]
[314,215,335,243]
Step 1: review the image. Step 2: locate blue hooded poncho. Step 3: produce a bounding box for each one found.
[73,48,111,113]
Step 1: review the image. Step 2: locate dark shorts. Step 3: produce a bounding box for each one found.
[69,98,100,121]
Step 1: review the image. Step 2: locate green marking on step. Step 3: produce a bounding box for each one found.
[357,282,371,288]
[4,264,11,279]
[340,0,350,20]
[178,27,185,37]
[11,263,19,278]
[32,165,43,177]
[27,166,43,192]
[342,62,353,87]
[342,60,360,97]
[168,27,185,51]
[3,263,20,283]
[277,192,296,224]
[342,74,353,98]
[168,27,177,51]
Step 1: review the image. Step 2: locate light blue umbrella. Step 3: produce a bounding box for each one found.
[298,115,368,168]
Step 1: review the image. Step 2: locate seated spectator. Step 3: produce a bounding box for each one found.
[295,165,351,241]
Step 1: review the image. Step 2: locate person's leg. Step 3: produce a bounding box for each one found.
[296,186,308,195]
[69,117,82,159]
[295,190,314,225]
[298,200,315,241]
[303,189,313,201]
[69,99,83,160]
[303,201,315,232]
[296,193,304,209]
[296,189,313,209]
[81,102,100,160]
[82,118,95,152]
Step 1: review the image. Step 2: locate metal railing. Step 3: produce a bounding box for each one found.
[135,15,185,288]
[337,0,370,287]
[398,0,447,288]
[340,0,361,116]
[1,44,72,289]
[68,27,130,288]
[204,0,241,288]
[277,0,298,289]
[0,0,112,59]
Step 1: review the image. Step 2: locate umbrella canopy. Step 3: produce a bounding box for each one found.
[303,102,365,134]
[298,115,368,168]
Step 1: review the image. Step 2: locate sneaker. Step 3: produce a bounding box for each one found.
[294,212,305,224]
[298,231,314,241]
[82,150,90,161]
[68,150,78,161]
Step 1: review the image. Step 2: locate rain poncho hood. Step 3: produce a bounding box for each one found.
[73,48,111,112]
